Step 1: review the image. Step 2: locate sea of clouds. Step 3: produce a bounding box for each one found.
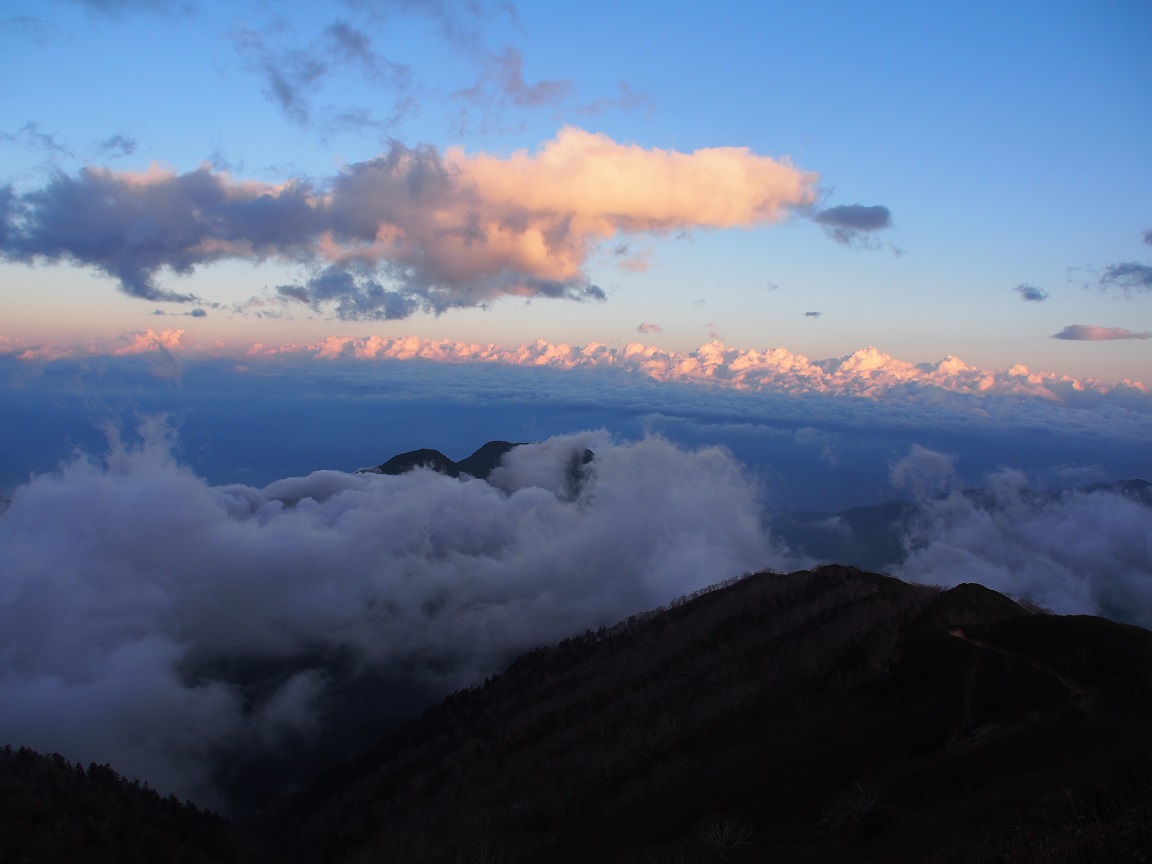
[1,350,1150,808]
[0,424,783,805]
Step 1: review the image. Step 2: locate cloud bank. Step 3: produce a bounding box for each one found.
[0,424,782,804]
[6,330,1148,399]
[0,128,817,316]
[892,451,1152,629]
[282,334,1148,399]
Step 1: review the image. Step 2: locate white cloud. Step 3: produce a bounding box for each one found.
[0,421,785,804]
[896,468,1152,626]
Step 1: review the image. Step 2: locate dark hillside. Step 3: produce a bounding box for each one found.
[368,441,528,480]
[270,565,1152,863]
[5,567,1151,863]
[0,746,256,864]
[372,447,459,477]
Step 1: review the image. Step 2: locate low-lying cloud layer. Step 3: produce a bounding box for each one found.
[892,449,1152,628]
[0,128,817,316]
[7,330,1149,402]
[0,425,782,804]
[2,407,1150,808]
[276,334,1149,399]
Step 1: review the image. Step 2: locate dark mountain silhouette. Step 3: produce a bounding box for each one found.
[0,746,257,864]
[457,440,524,479]
[366,440,525,480]
[6,565,1152,862]
[265,565,1152,863]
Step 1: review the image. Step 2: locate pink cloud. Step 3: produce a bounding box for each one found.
[1052,324,1152,341]
[2,129,817,319]
[112,329,186,356]
[281,336,1148,399]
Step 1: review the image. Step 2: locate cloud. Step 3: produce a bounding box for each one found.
[1,128,817,314]
[275,267,425,320]
[0,122,72,159]
[896,468,1152,628]
[1144,228,1152,246]
[573,82,652,117]
[153,307,207,318]
[0,164,320,301]
[889,444,957,500]
[459,46,573,109]
[0,423,784,804]
[234,19,413,131]
[804,311,821,318]
[9,330,1151,401]
[1097,261,1152,295]
[811,203,892,247]
[1014,283,1048,302]
[99,134,137,158]
[637,322,662,334]
[295,334,1147,400]
[1052,324,1152,341]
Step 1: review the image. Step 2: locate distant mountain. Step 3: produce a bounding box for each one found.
[767,500,915,571]
[364,439,596,499]
[364,440,524,480]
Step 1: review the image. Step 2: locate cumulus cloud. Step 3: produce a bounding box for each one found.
[637,322,662,334]
[8,329,1151,401]
[804,311,821,318]
[0,129,815,316]
[1052,324,1152,341]
[290,334,1149,400]
[0,423,784,804]
[896,468,1152,627]
[811,203,892,247]
[1014,283,1048,302]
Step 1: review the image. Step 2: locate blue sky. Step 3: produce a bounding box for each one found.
[1,0,1150,380]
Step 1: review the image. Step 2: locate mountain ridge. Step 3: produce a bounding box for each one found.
[362,440,526,480]
[5,565,1151,862]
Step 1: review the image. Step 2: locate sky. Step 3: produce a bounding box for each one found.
[1,0,1152,808]
[0,0,1150,381]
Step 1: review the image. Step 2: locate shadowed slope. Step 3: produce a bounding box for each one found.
[270,566,1152,863]
[369,441,526,480]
